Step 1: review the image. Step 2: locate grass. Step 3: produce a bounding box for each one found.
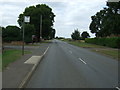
[61,39,119,60]
[62,39,104,48]
[2,49,31,70]
[93,49,119,60]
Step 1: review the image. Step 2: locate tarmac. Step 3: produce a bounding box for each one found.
[2,43,50,88]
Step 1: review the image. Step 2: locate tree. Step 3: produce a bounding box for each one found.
[2,26,21,42]
[18,4,56,41]
[89,1,120,37]
[23,24,35,43]
[71,29,81,40]
[49,28,56,39]
[81,31,90,40]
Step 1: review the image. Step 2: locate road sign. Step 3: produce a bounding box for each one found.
[24,16,30,22]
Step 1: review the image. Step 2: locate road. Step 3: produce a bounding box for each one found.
[26,40,118,88]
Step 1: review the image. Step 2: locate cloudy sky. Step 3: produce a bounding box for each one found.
[0,0,107,38]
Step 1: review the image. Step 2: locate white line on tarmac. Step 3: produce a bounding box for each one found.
[43,46,49,55]
[116,87,120,90]
[79,58,87,64]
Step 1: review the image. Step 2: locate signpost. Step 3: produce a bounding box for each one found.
[40,15,42,41]
[22,16,30,55]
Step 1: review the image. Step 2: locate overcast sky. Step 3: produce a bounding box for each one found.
[0,0,107,38]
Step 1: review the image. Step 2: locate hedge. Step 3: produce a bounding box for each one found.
[85,37,120,48]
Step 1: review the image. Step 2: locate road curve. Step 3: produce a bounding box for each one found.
[26,40,118,88]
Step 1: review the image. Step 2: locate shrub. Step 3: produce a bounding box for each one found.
[85,37,120,48]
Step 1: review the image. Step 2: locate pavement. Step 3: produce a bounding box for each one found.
[26,40,118,88]
[2,43,50,88]
[0,72,2,90]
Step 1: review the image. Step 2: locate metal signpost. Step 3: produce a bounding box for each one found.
[22,16,30,55]
[40,15,42,41]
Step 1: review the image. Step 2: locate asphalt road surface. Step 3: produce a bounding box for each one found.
[26,40,118,88]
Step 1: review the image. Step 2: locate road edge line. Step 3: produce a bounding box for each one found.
[18,46,49,88]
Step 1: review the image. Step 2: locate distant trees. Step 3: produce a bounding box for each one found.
[2,26,21,42]
[81,31,90,40]
[89,1,120,37]
[71,29,90,40]
[71,29,81,40]
[18,4,56,41]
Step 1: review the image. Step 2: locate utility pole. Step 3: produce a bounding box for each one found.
[22,22,25,55]
[40,15,42,41]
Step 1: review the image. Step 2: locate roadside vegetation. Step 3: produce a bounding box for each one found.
[63,2,119,60]
[63,39,104,48]
[2,4,56,44]
[2,49,31,70]
[3,40,52,46]
[85,37,120,48]
[60,39,119,60]
[93,49,119,60]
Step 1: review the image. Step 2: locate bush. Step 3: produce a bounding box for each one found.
[85,37,120,48]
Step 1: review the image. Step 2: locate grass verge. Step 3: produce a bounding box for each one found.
[62,39,105,48]
[62,39,119,60]
[93,49,119,60]
[2,49,31,70]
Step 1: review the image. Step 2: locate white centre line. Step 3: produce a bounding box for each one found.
[79,58,87,64]
[116,87,120,90]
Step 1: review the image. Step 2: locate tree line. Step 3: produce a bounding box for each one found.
[89,1,120,37]
[71,29,90,40]
[71,1,120,41]
[2,4,56,43]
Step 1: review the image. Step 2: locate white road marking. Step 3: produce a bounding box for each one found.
[43,46,49,55]
[69,50,72,54]
[79,58,87,64]
[116,87,120,90]
[24,56,42,64]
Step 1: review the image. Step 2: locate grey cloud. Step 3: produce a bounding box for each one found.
[1,0,106,38]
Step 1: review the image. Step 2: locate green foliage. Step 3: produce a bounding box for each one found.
[71,29,81,40]
[85,37,120,48]
[18,4,56,40]
[24,24,35,43]
[89,2,120,37]
[2,26,21,42]
[49,28,55,39]
[56,37,65,40]
[81,31,90,40]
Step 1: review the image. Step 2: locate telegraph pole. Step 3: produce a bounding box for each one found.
[22,22,25,55]
[40,15,42,41]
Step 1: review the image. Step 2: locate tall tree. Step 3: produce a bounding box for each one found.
[23,24,35,43]
[18,4,56,41]
[71,29,81,40]
[89,1,120,37]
